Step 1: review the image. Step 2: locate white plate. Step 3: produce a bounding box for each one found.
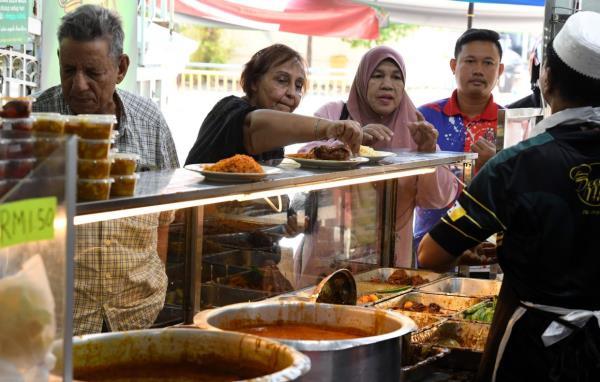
[285,155,369,169]
[362,151,396,163]
[184,164,282,183]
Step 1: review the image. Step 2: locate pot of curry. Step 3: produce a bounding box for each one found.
[194,301,417,381]
[51,328,310,381]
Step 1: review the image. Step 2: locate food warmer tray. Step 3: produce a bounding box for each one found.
[411,320,491,371]
[200,282,278,308]
[202,249,282,281]
[400,344,451,382]
[374,291,484,316]
[354,267,449,295]
[417,277,501,298]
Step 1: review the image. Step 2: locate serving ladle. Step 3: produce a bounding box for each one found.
[312,268,357,305]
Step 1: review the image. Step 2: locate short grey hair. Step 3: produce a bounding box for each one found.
[58,4,124,61]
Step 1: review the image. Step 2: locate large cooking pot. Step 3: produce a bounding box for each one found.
[52,328,310,381]
[195,301,417,381]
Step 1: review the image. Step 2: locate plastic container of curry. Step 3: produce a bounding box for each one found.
[195,300,417,381]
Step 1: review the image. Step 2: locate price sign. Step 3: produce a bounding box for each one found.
[0,197,56,248]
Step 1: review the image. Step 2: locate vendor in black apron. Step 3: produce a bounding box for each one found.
[417,11,600,382]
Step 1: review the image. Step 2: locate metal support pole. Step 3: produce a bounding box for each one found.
[184,206,204,324]
[380,180,398,267]
[467,2,475,29]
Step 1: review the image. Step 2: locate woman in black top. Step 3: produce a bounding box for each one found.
[185,44,363,165]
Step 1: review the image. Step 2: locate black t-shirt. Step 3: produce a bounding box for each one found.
[184,96,284,165]
[430,122,600,309]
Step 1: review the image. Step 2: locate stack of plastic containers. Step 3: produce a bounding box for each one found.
[65,114,116,201]
[109,152,139,197]
[0,97,36,198]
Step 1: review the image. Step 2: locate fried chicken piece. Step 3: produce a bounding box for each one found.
[312,144,352,161]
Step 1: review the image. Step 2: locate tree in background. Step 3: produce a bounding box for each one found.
[344,23,418,49]
[176,25,232,63]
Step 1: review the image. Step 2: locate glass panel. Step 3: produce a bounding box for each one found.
[198,182,385,309]
[0,131,75,380]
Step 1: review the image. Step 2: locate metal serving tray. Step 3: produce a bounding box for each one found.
[214,268,294,294]
[454,299,496,324]
[354,268,448,295]
[417,277,501,298]
[400,344,451,382]
[204,232,277,252]
[413,320,490,353]
[200,282,277,308]
[204,249,280,267]
[374,292,484,317]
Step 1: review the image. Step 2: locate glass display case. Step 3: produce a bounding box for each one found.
[73,150,475,327]
[0,131,76,381]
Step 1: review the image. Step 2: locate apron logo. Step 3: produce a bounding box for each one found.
[570,163,600,207]
[448,202,466,222]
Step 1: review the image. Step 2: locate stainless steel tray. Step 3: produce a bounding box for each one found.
[214,268,294,294]
[413,319,490,353]
[203,232,277,252]
[374,292,484,316]
[455,299,496,324]
[400,344,451,382]
[397,311,447,332]
[204,249,280,267]
[354,267,448,295]
[200,282,277,308]
[201,249,251,282]
[417,277,501,298]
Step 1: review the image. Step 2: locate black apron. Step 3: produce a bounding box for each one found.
[477,280,600,382]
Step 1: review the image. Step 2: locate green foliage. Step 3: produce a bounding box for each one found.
[344,23,418,49]
[176,24,232,63]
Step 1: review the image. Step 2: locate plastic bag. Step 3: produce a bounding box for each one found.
[0,254,56,380]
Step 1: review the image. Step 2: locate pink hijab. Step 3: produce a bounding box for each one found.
[347,46,418,150]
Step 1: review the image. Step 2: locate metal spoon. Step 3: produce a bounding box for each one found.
[313,268,357,305]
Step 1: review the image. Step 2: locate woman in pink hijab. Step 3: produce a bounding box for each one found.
[300,46,458,270]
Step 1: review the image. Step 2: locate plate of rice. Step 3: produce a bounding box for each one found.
[185,154,282,183]
[358,145,396,163]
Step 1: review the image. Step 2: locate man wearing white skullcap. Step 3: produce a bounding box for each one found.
[417,11,600,382]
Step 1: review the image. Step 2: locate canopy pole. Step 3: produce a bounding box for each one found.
[467,2,475,29]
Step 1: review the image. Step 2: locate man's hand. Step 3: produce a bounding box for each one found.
[325,120,363,154]
[472,137,496,170]
[362,123,394,145]
[408,111,438,152]
[457,242,497,266]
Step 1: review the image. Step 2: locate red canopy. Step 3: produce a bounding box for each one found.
[174,0,381,40]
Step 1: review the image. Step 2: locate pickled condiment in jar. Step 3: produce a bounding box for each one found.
[32,112,66,134]
[78,138,112,159]
[77,158,113,179]
[77,114,116,139]
[77,178,114,201]
[110,174,139,197]
[110,153,139,175]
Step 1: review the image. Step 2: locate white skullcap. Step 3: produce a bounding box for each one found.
[553,11,600,80]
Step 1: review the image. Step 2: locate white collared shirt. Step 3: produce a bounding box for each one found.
[530,106,600,137]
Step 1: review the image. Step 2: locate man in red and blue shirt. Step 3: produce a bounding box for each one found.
[414,29,504,250]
